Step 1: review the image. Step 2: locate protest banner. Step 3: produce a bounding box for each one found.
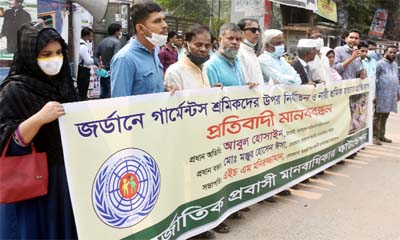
[59,79,372,239]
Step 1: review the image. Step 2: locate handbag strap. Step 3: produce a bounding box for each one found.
[1,135,37,158]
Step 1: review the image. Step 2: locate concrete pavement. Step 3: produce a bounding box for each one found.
[213,112,400,240]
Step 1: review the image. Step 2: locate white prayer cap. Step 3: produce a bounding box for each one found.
[297,39,317,48]
[262,29,283,47]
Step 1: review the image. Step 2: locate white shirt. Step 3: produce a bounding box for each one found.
[165,54,210,90]
[258,51,301,85]
[237,42,264,84]
[298,57,307,68]
[308,53,333,83]
[79,39,94,68]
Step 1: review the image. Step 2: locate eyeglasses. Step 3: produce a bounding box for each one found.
[243,27,260,33]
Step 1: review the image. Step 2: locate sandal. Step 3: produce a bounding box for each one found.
[239,207,251,212]
[192,231,214,239]
[228,211,243,219]
[213,222,230,233]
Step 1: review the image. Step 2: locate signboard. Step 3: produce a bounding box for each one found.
[231,0,266,31]
[59,79,372,239]
[0,0,37,60]
[368,8,388,39]
[269,0,317,11]
[316,0,337,22]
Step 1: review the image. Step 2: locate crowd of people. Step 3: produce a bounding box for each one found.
[0,1,399,239]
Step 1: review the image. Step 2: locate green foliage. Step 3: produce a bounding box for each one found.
[156,0,210,23]
[341,0,400,39]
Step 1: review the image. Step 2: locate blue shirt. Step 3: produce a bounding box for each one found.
[361,57,377,97]
[258,51,301,85]
[205,52,245,87]
[110,39,164,97]
[333,45,363,80]
[177,47,186,60]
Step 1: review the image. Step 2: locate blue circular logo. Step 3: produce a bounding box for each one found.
[92,148,161,228]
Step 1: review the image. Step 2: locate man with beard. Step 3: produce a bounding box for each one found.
[258,29,301,85]
[334,30,365,80]
[205,23,245,87]
[164,24,211,90]
[374,45,399,144]
[204,22,256,234]
[237,18,264,85]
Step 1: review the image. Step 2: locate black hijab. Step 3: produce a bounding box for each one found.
[0,22,78,159]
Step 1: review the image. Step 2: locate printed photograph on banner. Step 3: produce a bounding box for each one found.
[0,0,37,60]
[349,93,368,134]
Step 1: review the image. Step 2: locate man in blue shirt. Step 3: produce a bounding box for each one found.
[110,2,168,97]
[367,40,381,62]
[205,23,245,87]
[333,30,365,80]
[334,30,366,160]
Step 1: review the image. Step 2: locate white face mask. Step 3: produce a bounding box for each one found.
[142,25,167,47]
[37,56,64,76]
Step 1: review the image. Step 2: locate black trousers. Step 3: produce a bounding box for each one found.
[77,66,90,100]
[100,76,111,99]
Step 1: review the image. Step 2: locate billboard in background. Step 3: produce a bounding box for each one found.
[269,0,317,11]
[316,0,337,22]
[0,0,37,60]
[37,0,68,33]
[368,8,388,39]
[231,0,266,31]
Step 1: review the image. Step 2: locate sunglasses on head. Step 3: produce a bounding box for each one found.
[243,27,260,33]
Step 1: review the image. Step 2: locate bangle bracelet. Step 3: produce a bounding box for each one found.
[15,126,28,146]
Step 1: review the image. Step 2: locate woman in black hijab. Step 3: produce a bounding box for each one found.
[0,22,78,239]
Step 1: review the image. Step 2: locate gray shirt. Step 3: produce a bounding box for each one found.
[376,58,399,113]
[94,36,121,70]
[333,45,363,80]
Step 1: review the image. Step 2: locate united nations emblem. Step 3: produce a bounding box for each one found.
[92,148,161,228]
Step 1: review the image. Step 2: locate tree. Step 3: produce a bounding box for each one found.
[337,0,400,40]
[156,0,210,24]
